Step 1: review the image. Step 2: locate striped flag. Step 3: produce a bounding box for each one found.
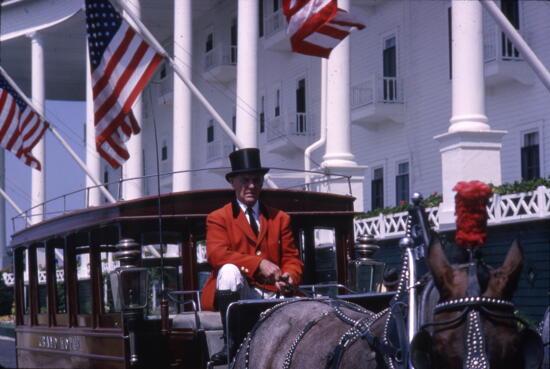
[0,70,49,170]
[283,0,365,58]
[85,0,163,168]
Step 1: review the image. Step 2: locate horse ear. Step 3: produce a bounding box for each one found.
[486,239,523,299]
[427,234,453,298]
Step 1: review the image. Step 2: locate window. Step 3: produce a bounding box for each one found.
[159,63,167,79]
[205,32,213,53]
[275,89,281,117]
[313,228,337,289]
[161,140,168,161]
[448,7,452,79]
[259,0,264,37]
[296,78,306,133]
[103,170,109,184]
[395,162,410,205]
[35,246,47,316]
[232,114,237,151]
[207,119,215,143]
[273,0,280,12]
[260,96,265,133]
[521,132,540,180]
[54,246,67,315]
[230,18,237,64]
[383,36,397,101]
[75,245,92,315]
[501,0,519,58]
[371,168,384,210]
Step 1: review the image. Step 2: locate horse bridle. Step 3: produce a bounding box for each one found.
[417,262,532,369]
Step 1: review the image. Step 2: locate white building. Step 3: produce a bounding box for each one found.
[1,0,549,239]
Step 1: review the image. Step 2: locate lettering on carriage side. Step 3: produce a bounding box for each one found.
[37,335,81,351]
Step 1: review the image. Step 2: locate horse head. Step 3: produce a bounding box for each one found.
[411,235,543,369]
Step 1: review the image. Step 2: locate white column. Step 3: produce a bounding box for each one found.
[235,0,259,148]
[30,32,46,224]
[318,0,365,211]
[322,0,355,168]
[122,0,143,200]
[86,43,102,206]
[435,0,506,229]
[0,150,5,269]
[172,0,193,192]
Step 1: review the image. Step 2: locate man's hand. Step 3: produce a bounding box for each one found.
[255,259,281,285]
[275,273,294,294]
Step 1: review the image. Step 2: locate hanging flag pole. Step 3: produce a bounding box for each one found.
[0,66,117,204]
[0,187,30,226]
[480,0,550,93]
[113,0,245,150]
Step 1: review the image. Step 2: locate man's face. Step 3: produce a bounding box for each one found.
[229,172,264,206]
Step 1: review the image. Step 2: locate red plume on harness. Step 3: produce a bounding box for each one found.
[453,180,493,248]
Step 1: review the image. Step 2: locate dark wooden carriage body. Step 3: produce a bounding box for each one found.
[10,189,390,369]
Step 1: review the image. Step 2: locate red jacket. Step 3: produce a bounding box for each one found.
[200,201,303,311]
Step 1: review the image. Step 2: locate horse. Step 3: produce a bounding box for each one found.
[230,235,543,369]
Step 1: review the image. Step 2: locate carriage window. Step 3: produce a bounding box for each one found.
[22,248,30,316]
[313,227,337,286]
[54,247,67,314]
[100,246,120,313]
[35,246,47,314]
[196,240,210,290]
[76,246,92,314]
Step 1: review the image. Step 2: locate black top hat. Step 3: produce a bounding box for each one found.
[226,148,270,181]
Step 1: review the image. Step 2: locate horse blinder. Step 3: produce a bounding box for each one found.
[410,330,434,369]
[519,328,543,369]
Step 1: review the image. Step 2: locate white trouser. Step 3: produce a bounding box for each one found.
[216,264,278,300]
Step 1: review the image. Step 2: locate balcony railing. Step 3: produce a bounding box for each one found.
[484,23,523,62]
[354,186,550,239]
[350,75,403,109]
[207,137,235,162]
[204,45,237,72]
[264,9,285,38]
[266,112,312,142]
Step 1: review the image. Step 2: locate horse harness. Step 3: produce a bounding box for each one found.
[229,298,375,369]
[417,261,533,369]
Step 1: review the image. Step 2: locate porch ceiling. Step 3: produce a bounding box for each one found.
[0,0,214,101]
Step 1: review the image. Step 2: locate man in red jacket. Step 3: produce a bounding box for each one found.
[201,148,303,364]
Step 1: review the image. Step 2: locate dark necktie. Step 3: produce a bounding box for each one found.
[246,207,259,236]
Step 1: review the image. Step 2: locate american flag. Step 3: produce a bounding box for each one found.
[283,0,365,58]
[85,0,163,168]
[0,71,49,170]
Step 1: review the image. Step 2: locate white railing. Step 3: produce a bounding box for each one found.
[354,186,550,239]
[350,75,404,109]
[207,139,222,161]
[355,206,439,240]
[265,9,285,38]
[484,20,524,62]
[266,112,314,142]
[207,137,234,162]
[204,45,237,71]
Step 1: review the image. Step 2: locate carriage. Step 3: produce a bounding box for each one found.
[8,185,547,369]
[8,187,397,369]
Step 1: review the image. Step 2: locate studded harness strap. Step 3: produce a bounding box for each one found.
[419,260,531,369]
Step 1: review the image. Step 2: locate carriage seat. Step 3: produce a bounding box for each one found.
[171,311,223,330]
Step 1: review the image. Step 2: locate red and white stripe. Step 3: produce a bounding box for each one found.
[283,0,365,58]
[91,22,163,168]
[0,89,48,170]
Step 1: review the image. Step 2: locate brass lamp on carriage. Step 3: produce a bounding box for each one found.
[347,234,385,292]
[110,238,149,365]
